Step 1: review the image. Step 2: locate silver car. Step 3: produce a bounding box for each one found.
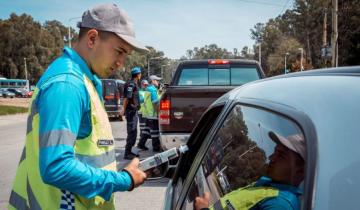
[149,66,360,210]
[0,89,15,98]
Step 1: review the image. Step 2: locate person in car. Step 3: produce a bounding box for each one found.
[195,132,306,210]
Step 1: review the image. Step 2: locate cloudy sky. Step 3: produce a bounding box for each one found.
[0,0,294,58]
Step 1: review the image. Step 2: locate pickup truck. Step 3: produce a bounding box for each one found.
[159,59,265,150]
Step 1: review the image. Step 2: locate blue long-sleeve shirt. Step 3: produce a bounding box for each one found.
[146,84,158,104]
[36,47,131,201]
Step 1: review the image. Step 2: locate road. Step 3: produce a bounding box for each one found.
[0,113,167,210]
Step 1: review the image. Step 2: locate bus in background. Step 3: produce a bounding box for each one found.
[0,79,30,91]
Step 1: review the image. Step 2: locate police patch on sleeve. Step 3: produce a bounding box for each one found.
[97,139,114,146]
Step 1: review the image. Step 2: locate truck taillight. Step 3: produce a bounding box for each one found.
[159,100,170,125]
[208,59,229,65]
[104,95,115,100]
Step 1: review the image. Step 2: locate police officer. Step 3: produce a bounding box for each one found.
[137,80,151,150]
[122,67,142,160]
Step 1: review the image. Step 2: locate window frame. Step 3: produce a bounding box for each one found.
[174,98,317,210]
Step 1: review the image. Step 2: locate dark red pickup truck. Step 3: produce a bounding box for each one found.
[159,59,265,150]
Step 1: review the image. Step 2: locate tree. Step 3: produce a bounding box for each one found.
[266,37,312,76]
[0,13,68,83]
[183,44,233,59]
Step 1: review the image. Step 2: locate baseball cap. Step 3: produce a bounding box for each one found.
[131,67,141,75]
[268,131,306,161]
[77,4,148,52]
[141,80,149,85]
[149,75,162,81]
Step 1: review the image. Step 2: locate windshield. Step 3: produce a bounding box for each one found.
[177,66,259,86]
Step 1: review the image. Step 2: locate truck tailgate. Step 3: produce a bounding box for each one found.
[162,86,232,133]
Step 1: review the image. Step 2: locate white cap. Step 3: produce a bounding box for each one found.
[141,80,149,85]
[268,131,306,161]
[149,75,162,81]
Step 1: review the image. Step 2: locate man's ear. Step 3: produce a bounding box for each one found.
[87,29,99,49]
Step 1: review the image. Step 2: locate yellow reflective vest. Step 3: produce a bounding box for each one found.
[210,184,278,210]
[8,75,117,210]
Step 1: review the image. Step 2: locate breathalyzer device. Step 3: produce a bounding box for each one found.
[139,145,189,171]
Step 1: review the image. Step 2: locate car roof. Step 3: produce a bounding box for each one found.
[178,59,259,66]
[222,66,360,108]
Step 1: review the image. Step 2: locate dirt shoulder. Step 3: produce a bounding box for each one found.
[0,98,31,108]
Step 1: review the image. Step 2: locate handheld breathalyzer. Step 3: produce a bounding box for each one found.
[139,145,189,171]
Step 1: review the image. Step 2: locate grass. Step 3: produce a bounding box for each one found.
[0,105,28,115]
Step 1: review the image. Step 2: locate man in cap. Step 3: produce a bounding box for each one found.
[9,4,147,210]
[137,80,151,150]
[122,67,142,159]
[195,132,305,210]
[145,75,163,152]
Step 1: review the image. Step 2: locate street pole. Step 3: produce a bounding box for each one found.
[259,43,261,66]
[147,59,150,78]
[299,48,304,71]
[284,55,287,74]
[68,17,81,48]
[284,52,289,74]
[68,26,71,47]
[331,0,338,67]
[24,58,28,81]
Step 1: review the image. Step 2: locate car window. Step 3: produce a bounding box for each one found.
[178,68,208,86]
[181,104,306,210]
[209,69,230,85]
[177,66,260,86]
[231,67,260,85]
[102,80,116,96]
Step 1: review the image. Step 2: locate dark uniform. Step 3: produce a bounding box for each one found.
[124,79,140,156]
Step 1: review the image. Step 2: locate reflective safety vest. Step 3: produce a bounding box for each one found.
[8,74,117,210]
[210,183,299,210]
[144,89,161,119]
[138,90,149,115]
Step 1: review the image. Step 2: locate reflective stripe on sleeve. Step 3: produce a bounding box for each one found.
[39,130,76,148]
[75,149,115,168]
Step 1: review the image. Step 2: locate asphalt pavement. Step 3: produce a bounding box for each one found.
[0,113,167,210]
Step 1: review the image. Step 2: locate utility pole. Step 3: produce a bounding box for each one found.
[24,58,28,81]
[298,48,304,71]
[259,43,262,66]
[68,17,82,48]
[284,52,289,74]
[331,0,338,67]
[68,27,71,48]
[323,9,327,47]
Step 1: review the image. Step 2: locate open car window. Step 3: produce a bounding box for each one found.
[181,104,306,210]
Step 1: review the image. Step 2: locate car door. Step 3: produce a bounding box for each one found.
[174,100,316,210]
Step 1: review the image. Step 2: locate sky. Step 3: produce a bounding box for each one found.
[0,0,294,59]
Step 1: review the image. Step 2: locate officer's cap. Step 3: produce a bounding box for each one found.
[131,67,141,75]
